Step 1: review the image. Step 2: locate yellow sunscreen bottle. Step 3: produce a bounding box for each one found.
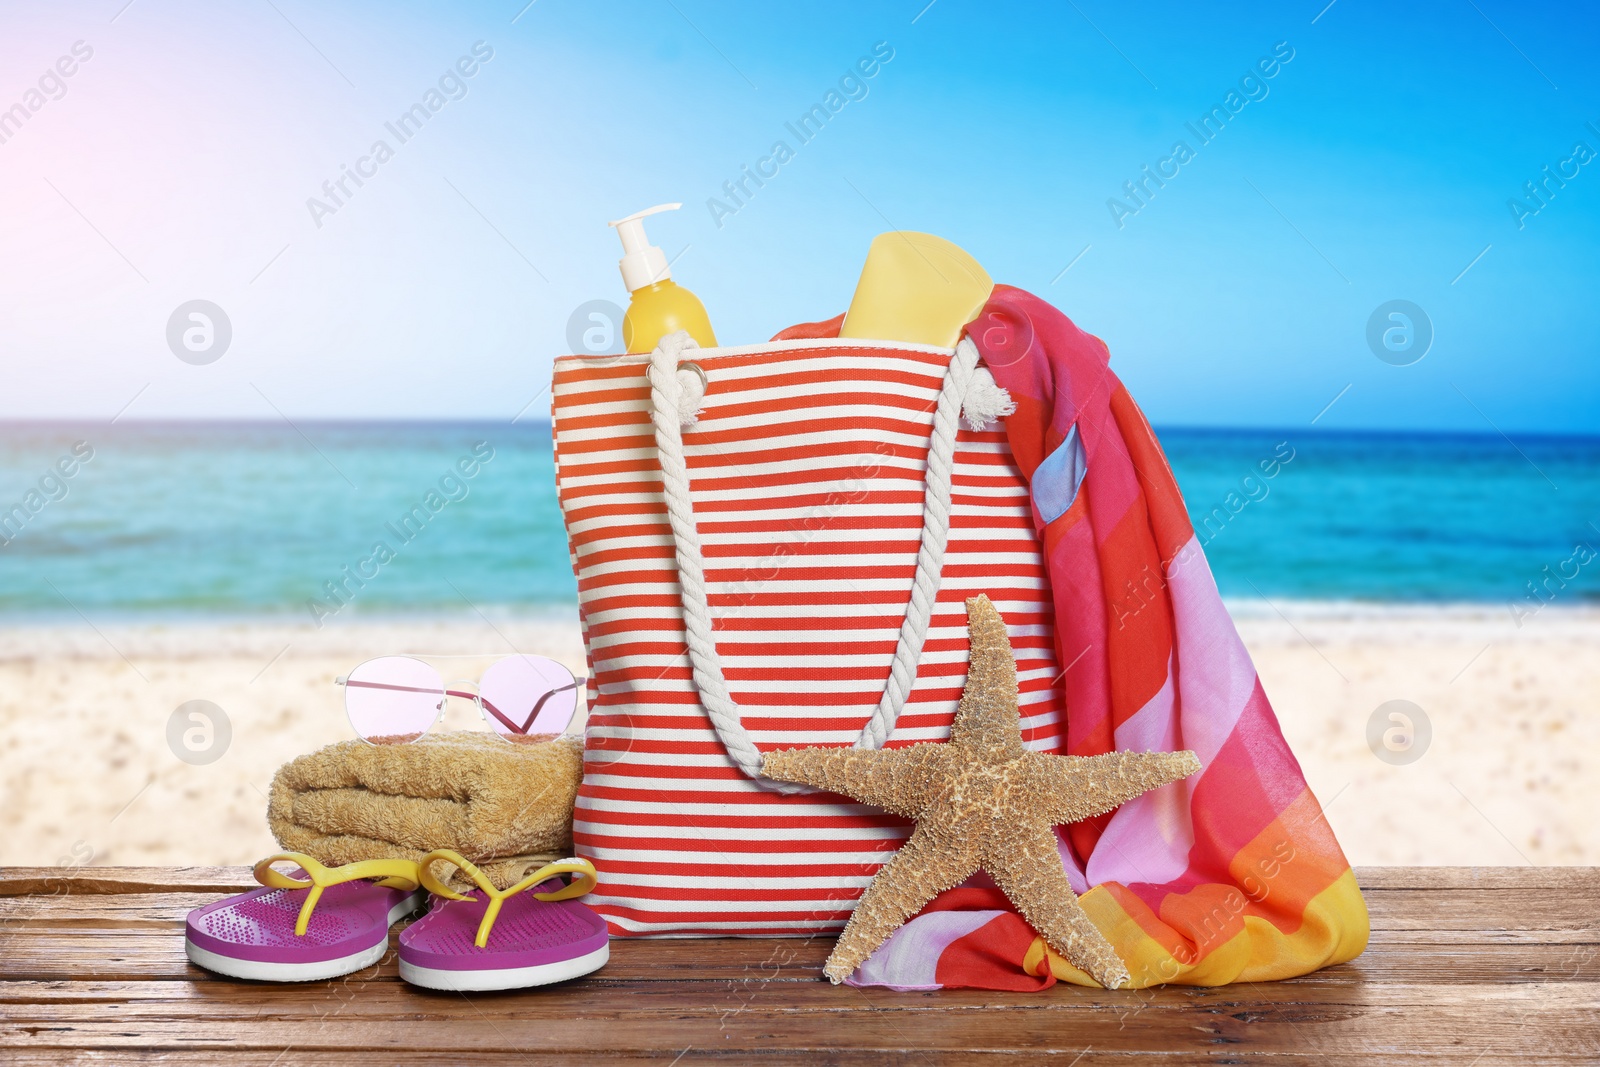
[609,203,718,354]
[839,232,993,348]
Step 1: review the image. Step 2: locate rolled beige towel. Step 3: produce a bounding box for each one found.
[268,731,583,889]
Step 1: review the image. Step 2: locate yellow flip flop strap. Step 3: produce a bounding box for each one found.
[418,849,599,949]
[252,852,422,937]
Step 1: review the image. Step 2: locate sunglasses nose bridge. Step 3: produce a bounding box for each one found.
[441,679,481,703]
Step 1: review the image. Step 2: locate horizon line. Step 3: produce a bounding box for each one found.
[2,417,1598,444]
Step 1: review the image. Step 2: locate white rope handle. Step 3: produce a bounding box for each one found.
[647,331,980,789]
[855,338,981,751]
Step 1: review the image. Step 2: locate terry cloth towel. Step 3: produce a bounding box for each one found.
[268,731,583,889]
[772,287,1369,990]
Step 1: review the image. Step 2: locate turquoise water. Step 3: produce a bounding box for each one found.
[0,421,1596,619]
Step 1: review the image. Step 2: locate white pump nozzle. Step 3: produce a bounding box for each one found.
[608,202,681,292]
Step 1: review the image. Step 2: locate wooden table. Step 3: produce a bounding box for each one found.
[1,866,1594,1064]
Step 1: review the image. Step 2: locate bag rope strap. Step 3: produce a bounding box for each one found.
[252,852,421,937]
[418,849,599,949]
[647,330,981,789]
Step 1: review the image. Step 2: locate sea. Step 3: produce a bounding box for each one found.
[0,421,1596,622]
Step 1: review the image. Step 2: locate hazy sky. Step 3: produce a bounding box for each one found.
[2,0,1596,432]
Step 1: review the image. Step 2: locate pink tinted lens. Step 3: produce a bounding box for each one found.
[344,656,444,745]
[478,655,578,741]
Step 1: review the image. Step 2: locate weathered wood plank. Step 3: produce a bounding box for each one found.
[0,982,1594,1057]
[1355,866,1600,891]
[0,869,254,897]
[3,940,1598,988]
[3,865,1594,896]
[1,916,1596,972]
[2,974,1596,1018]
[12,883,1598,923]
[5,878,1595,938]
[3,1054,1584,1066]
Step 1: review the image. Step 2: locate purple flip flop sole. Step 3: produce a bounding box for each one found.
[186,877,424,982]
[398,881,610,991]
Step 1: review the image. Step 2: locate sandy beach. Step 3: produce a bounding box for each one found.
[2,602,1595,869]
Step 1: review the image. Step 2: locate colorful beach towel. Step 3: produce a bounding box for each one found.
[775,286,1368,989]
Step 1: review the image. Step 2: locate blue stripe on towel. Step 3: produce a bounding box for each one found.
[1032,425,1087,523]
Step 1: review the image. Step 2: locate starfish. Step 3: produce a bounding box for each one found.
[763,594,1201,987]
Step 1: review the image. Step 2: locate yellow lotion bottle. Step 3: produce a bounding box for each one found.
[609,203,718,354]
[839,232,993,348]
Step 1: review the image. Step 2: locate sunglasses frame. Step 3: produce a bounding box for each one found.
[335,653,587,746]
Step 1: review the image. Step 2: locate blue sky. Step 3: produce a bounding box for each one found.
[2,0,1597,432]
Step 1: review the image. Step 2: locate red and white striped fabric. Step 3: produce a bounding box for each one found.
[552,338,1063,936]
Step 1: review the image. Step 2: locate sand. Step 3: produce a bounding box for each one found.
[1,603,1595,869]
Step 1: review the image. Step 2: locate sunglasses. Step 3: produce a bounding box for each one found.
[335,654,586,746]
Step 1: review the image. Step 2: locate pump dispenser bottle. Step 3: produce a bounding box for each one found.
[609,203,718,354]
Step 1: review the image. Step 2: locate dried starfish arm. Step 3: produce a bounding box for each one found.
[947,596,1025,763]
[822,822,980,983]
[984,822,1131,989]
[1021,749,1201,827]
[762,743,957,819]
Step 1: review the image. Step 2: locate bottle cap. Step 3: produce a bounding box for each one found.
[608,203,680,291]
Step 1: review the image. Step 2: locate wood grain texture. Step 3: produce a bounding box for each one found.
[1,867,1596,1063]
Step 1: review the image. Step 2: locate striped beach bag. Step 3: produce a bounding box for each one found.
[551,331,1059,935]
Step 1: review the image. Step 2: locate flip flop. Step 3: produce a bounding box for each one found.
[398,850,608,991]
[185,853,424,982]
